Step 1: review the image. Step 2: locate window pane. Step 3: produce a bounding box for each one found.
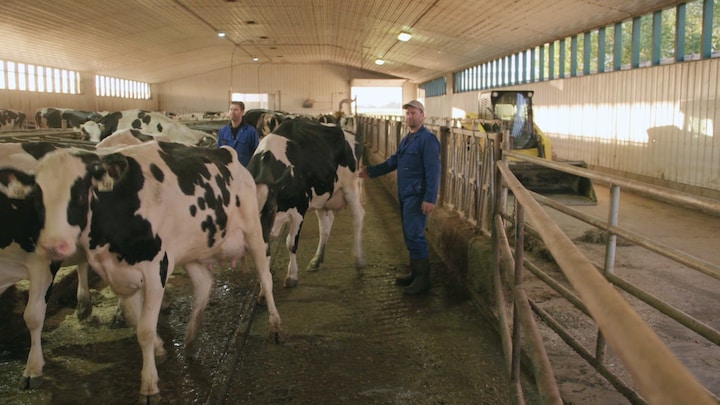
[27,65,36,91]
[0,60,5,89]
[7,62,16,90]
[684,0,703,57]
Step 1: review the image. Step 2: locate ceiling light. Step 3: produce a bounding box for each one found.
[374,59,385,65]
[217,32,226,38]
[253,57,259,62]
[397,32,412,42]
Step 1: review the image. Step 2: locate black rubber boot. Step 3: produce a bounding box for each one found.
[394,264,414,286]
[403,258,431,295]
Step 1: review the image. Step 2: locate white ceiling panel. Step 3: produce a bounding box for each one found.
[0,0,685,84]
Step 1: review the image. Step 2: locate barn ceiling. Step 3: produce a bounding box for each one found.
[0,0,684,85]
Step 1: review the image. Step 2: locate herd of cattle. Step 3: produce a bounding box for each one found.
[0,108,364,401]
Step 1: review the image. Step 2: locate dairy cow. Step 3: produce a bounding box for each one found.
[0,109,27,130]
[32,141,281,401]
[0,142,92,389]
[248,119,365,288]
[81,109,214,146]
[34,107,101,129]
[244,109,287,138]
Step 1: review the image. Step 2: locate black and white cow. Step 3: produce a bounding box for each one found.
[81,109,214,146]
[31,141,281,401]
[95,126,216,149]
[0,142,92,389]
[244,109,287,138]
[0,109,27,130]
[34,107,101,129]
[248,118,365,288]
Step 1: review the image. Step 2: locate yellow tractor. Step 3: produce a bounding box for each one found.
[474,90,597,205]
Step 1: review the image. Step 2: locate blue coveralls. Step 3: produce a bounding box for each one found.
[216,122,259,166]
[367,125,441,260]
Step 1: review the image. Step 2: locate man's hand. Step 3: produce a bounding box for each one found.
[421,201,435,215]
[358,166,368,178]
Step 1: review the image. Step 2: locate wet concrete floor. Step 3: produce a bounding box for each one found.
[0,176,514,404]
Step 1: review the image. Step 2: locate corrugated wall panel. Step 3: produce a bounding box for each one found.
[504,58,720,196]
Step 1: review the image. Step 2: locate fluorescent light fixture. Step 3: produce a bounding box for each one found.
[217,32,226,38]
[397,32,412,42]
[374,59,385,65]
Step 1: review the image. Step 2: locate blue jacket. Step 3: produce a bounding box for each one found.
[367,125,441,203]
[216,122,259,166]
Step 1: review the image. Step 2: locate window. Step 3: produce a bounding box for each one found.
[95,75,150,99]
[449,0,718,93]
[0,60,80,93]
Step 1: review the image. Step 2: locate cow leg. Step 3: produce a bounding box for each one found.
[19,260,53,389]
[344,185,366,271]
[183,263,213,358]
[136,266,166,400]
[75,262,92,321]
[283,210,305,288]
[245,223,282,342]
[118,292,166,358]
[307,210,334,271]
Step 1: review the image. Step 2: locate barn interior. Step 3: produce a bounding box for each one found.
[1,1,719,405]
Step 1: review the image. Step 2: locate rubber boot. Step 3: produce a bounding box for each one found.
[403,258,431,295]
[395,264,414,286]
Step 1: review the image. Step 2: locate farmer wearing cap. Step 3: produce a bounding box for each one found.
[359,100,441,295]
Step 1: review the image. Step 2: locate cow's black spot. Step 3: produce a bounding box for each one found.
[150,163,164,183]
[201,214,218,248]
[87,156,161,264]
[21,142,61,160]
[159,253,169,288]
[0,174,41,252]
[189,205,197,216]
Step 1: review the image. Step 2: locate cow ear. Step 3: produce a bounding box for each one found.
[0,169,35,199]
[89,154,128,192]
[88,162,113,192]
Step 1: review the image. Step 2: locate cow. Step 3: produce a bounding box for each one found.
[248,118,365,288]
[94,128,154,148]
[62,109,105,129]
[244,109,287,138]
[81,109,214,146]
[34,107,101,129]
[31,141,282,401]
[0,142,92,390]
[95,127,216,149]
[316,113,337,125]
[0,109,27,130]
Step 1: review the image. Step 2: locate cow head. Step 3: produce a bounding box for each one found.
[33,149,103,260]
[81,120,104,142]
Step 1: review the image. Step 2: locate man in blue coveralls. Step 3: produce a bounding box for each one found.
[216,101,259,166]
[359,100,441,295]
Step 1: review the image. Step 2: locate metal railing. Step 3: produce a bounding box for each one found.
[357,115,720,405]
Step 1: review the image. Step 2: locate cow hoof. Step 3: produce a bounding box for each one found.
[283,278,298,288]
[76,300,93,321]
[268,331,283,344]
[110,306,127,329]
[306,259,321,272]
[185,340,200,360]
[19,375,42,390]
[138,393,161,405]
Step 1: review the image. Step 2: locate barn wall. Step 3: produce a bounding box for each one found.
[0,74,158,126]
[157,63,400,116]
[439,58,720,198]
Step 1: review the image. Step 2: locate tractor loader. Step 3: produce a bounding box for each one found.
[473,90,597,205]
